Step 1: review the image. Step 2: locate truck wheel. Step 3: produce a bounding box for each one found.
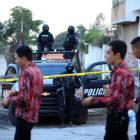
[8,103,16,126]
[72,100,88,125]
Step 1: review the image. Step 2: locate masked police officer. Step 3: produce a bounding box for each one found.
[53,76,65,127]
[53,63,81,126]
[63,26,78,59]
[63,63,81,125]
[37,24,54,59]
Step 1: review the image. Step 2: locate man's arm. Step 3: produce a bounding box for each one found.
[82,73,127,106]
[9,90,18,97]
[48,33,54,47]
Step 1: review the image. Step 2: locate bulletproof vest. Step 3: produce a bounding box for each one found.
[41,34,49,45]
[64,76,75,90]
[65,34,75,50]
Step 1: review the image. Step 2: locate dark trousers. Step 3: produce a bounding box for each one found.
[135,105,140,140]
[14,117,34,140]
[36,46,53,60]
[56,86,65,126]
[65,95,75,123]
[63,51,74,59]
[104,110,129,140]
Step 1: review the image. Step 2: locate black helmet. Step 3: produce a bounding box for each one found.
[65,63,74,73]
[68,26,75,34]
[42,24,49,32]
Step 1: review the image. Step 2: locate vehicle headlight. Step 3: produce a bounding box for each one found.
[42,92,50,96]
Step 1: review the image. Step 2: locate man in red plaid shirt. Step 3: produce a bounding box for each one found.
[131,36,140,140]
[82,40,134,140]
[8,46,43,140]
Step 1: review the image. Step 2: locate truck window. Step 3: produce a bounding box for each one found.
[6,67,17,78]
[36,64,66,76]
[90,64,110,80]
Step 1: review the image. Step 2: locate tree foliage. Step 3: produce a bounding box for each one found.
[84,27,103,45]
[3,6,43,45]
[53,31,67,49]
[77,25,87,40]
[84,13,110,47]
[0,21,8,52]
[0,6,43,54]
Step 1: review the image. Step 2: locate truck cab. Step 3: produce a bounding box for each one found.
[1,50,111,125]
[1,51,87,125]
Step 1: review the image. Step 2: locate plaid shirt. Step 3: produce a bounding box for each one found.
[11,63,43,123]
[136,73,140,102]
[93,60,134,111]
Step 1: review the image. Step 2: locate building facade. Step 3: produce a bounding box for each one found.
[112,0,140,68]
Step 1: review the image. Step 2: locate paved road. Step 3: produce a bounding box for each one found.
[0,107,135,140]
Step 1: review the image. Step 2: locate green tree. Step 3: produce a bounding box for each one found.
[0,22,4,40]
[0,21,9,52]
[53,31,67,49]
[77,25,87,39]
[0,6,43,61]
[84,27,103,46]
[84,13,110,47]
[76,25,87,53]
[4,6,43,44]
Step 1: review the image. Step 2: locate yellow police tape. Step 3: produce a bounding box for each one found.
[0,67,140,83]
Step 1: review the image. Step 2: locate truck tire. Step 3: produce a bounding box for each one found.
[72,100,88,125]
[8,103,16,126]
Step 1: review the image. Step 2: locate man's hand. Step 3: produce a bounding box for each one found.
[1,96,11,109]
[127,100,136,111]
[82,96,94,106]
[103,84,110,97]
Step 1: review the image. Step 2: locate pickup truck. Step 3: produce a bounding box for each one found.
[1,51,111,125]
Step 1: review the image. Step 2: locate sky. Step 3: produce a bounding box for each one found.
[0,0,112,37]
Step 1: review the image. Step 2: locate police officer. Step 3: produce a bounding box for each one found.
[53,63,81,126]
[64,63,81,125]
[53,76,65,127]
[37,24,54,59]
[63,26,78,51]
[63,26,78,59]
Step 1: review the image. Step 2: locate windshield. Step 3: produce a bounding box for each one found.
[36,63,66,76]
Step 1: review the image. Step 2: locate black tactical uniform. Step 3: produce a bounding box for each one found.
[63,26,78,59]
[37,24,54,59]
[53,77,65,127]
[64,63,81,125]
[53,63,81,126]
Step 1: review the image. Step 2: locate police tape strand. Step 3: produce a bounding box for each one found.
[0,67,140,83]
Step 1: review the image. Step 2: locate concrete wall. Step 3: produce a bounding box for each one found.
[119,23,138,67]
[84,45,103,68]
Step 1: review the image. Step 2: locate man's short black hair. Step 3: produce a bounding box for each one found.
[108,40,127,59]
[16,45,33,61]
[131,36,140,45]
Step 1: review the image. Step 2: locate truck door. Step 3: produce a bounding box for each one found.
[82,61,111,97]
